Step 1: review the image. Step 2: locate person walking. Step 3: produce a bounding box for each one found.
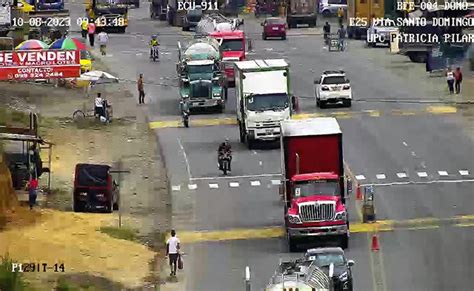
[338,25,346,51]
[98,30,109,56]
[87,19,96,47]
[446,67,455,94]
[81,19,88,39]
[337,7,344,27]
[137,74,145,104]
[28,175,38,210]
[166,230,180,277]
[454,67,463,94]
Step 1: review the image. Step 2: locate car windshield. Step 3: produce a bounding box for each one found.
[314,253,346,267]
[188,64,214,74]
[81,50,92,60]
[293,180,340,197]
[245,93,289,112]
[267,18,285,25]
[322,76,348,84]
[220,39,244,51]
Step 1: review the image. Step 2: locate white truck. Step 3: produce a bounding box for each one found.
[235,59,294,149]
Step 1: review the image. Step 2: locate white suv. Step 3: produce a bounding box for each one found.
[314,70,352,108]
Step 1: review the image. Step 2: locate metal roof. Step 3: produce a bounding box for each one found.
[187,59,215,66]
[281,118,341,137]
[235,59,289,70]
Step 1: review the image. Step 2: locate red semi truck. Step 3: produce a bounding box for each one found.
[209,30,246,88]
[280,117,351,252]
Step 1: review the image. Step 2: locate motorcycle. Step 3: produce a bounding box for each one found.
[219,152,231,175]
[150,45,159,62]
[182,110,189,127]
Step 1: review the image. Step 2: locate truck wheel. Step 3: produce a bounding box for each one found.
[319,100,327,109]
[73,199,83,212]
[343,100,352,107]
[341,234,349,249]
[354,31,361,40]
[246,136,253,149]
[262,33,266,40]
[288,234,298,252]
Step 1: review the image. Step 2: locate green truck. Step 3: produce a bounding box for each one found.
[177,37,226,112]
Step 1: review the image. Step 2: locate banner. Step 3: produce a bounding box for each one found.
[0,50,81,80]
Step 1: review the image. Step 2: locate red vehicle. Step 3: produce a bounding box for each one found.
[261,17,287,40]
[280,118,350,252]
[73,163,119,213]
[210,30,246,88]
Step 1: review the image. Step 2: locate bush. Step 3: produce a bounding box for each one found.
[0,254,27,291]
[99,226,139,242]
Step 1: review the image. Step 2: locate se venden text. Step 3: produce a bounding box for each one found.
[11,263,65,273]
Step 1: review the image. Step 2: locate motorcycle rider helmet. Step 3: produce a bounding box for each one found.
[151,34,157,40]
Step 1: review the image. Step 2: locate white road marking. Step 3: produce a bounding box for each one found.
[402,141,408,146]
[417,172,428,178]
[171,185,181,191]
[438,171,449,176]
[209,183,219,189]
[360,179,474,187]
[177,138,192,181]
[250,181,261,186]
[396,172,408,178]
[411,151,416,157]
[259,161,263,166]
[188,184,197,190]
[271,180,281,185]
[190,173,280,181]
[459,170,469,176]
[376,174,386,180]
[355,175,366,180]
[229,182,239,188]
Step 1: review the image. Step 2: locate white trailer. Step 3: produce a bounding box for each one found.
[234,59,294,149]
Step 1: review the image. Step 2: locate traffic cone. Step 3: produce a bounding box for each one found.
[371,234,379,252]
[356,183,362,200]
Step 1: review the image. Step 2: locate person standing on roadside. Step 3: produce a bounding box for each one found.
[337,7,344,27]
[338,25,346,51]
[87,19,96,47]
[166,230,180,277]
[28,175,38,210]
[454,67,463,94]
[137,74,145,104]
[98,30,108,56]
[81,19,88,39]
[446,67,455,94]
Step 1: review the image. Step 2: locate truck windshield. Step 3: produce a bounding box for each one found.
[220,39,244,51]
[245,93,289,112]
[293,180,340,197]
[188,64,214,74]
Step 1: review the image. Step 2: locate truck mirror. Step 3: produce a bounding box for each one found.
[347,260,355,267]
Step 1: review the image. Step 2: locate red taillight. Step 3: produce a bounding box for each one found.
[321,86,329,91]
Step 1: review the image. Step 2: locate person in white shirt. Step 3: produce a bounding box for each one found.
[166,229,180,276]
[446,67,455,94]
[98,31,109,55]
[94,93,104,118]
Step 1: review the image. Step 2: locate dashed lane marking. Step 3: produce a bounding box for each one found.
[376,174,386,180]
[417,172,428,178]
[250,180,261,186]
[271,180,281,185]
[172,185,181,191]
[460,170,469,176]
[355,175,366,180]
[188,184,197,190]
[148,106,458,129]
[438,171,449,176]
[396,172,408,178]
[209,183,219,189]
[229,182,239,188]
[173,214,474,244]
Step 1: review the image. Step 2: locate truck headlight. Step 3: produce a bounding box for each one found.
[182,94,189,98]
[213,93,221,98]
[339,271,348,282]
[335,211,346,221]
[288,214,302,224]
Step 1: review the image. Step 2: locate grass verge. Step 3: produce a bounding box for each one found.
[0,253,28,291]
[99,226,140,242]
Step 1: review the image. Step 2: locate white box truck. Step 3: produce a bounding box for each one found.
[234,59,294,149]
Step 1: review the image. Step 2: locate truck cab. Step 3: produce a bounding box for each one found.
[281,118,351,252]
[210,30,246,88]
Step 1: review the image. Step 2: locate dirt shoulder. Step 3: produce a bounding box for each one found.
[0,56,171,289]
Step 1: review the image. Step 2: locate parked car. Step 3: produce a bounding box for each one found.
[319,0,346,17]
[314,70,352,108]
[261,17,287,40]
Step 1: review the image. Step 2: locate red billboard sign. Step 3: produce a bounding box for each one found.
[0,50,81,80]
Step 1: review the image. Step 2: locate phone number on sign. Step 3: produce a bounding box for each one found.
[11,68,64,80]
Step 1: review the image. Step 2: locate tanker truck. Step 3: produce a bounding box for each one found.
[177,37,226,112]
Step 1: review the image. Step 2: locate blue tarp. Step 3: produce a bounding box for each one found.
[426,45,471,72]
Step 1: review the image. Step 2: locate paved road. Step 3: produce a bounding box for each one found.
[66,2,474,290]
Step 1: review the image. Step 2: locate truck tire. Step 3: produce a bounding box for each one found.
[288,234,298,252]
[262,33,267,40]
[322,10,331,17]
[341,234,349,249]
[246,135,254,149]
[319,100,327,109]
[73,199,84,212]
[343,100,352,107]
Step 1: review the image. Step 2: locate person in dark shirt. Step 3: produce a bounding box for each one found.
[454,67,463,94]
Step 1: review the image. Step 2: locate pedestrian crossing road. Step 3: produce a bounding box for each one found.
[171,169,472,191]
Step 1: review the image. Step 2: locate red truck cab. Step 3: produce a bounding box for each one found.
[280,118,350,252]
[209,30,246,88]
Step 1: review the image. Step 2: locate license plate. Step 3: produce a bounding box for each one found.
[193,102,200,106]
[272,27,279,30]
[266,129,273,133]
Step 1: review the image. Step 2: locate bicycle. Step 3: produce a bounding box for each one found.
[73,102,113,123]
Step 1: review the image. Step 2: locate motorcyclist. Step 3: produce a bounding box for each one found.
[323,22,331,44]
[217,139,232,172]
[149,34,159,59]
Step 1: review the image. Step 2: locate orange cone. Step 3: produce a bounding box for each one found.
[356,183,362,200]
[371,234,380,252]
